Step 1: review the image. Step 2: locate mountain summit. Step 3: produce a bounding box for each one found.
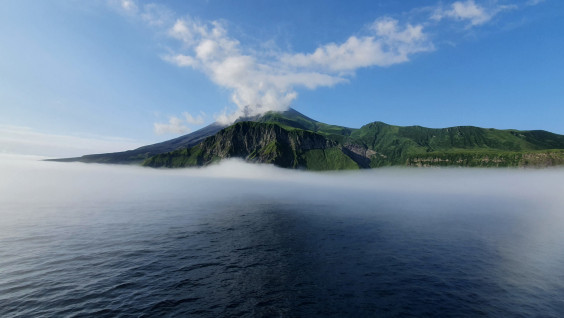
[53,108,564,169]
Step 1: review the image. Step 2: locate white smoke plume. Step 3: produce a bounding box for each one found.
[163,16,433,123]
[163,17,350,123]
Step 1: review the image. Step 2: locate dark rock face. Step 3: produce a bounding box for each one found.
[48,108,330,165]
[50,107,564,170]
[341,144,374,168]
[189,122,339,168]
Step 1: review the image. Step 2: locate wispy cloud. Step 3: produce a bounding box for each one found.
[141,3,173,26]
[282,17,433,71]
[120,0,137,12]
[107,0,139,15]
[153,111,206,135]
[153,116,190,135]
[183,111,205,125]
[432,0,515,27]
[0,125,143,157]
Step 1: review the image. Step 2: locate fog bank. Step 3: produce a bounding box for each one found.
[1,154,563,211]
[2,154,564,275]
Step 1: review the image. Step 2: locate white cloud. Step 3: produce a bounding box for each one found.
[153,116,191,135]
[451,0,490,25]
[283,18,433,72]
[110,1,529,125]
[153,111,208,135]
[163,54,198,67]
[432,0,515,27]
[141,3,173,26]
[121,0,137,12]
[213,109,233,125]
[183,111,205,125]
[107,0,138,15]
[163,17,348,122]
[161,16,432,122]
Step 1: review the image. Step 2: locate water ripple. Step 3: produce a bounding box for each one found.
[2,199,564,317]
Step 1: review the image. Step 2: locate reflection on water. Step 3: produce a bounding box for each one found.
[1,155,563,317]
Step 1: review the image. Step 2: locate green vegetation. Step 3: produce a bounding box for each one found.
[405,149,564,167]
[143,120,367,170]
[344,122,564,168]
[143,114,564,170]
[302,148,360,170]
[54,107,564,170]
[143,121,340,169]
[144,145,204,167]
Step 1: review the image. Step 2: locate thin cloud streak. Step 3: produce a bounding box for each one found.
[153,111,206,135]
[0,125,143,157]
[432,0,517,27]
[153,116,191,135]
[184,111,205,125]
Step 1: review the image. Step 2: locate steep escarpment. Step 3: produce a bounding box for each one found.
[52,108,564,170]
[144,117,564,170]
[143,121,361,170]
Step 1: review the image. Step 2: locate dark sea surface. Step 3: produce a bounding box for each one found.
[1,156,564,317]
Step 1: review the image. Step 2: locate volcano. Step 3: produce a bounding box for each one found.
[52,108,564,169]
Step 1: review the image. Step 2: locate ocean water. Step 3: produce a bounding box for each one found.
[1,155,564,317]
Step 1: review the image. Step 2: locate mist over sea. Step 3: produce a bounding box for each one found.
[1,154,564,317]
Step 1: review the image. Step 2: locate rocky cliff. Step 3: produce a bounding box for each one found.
[51,108,564,170]
[143,121,362,170]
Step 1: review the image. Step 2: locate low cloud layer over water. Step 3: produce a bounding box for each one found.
[1,154,564,316]
[2,154,563,209]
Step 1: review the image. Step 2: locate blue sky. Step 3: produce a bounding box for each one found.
[1,0,563,156]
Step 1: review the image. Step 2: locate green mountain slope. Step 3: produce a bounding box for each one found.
[50,108,564,169]
[143,121,360,170]
[143,110,564,170]
[48,122,227,164]
[349,122,564,167]
[255,108,354,138]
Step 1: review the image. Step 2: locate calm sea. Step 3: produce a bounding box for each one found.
[1,156,563,317]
